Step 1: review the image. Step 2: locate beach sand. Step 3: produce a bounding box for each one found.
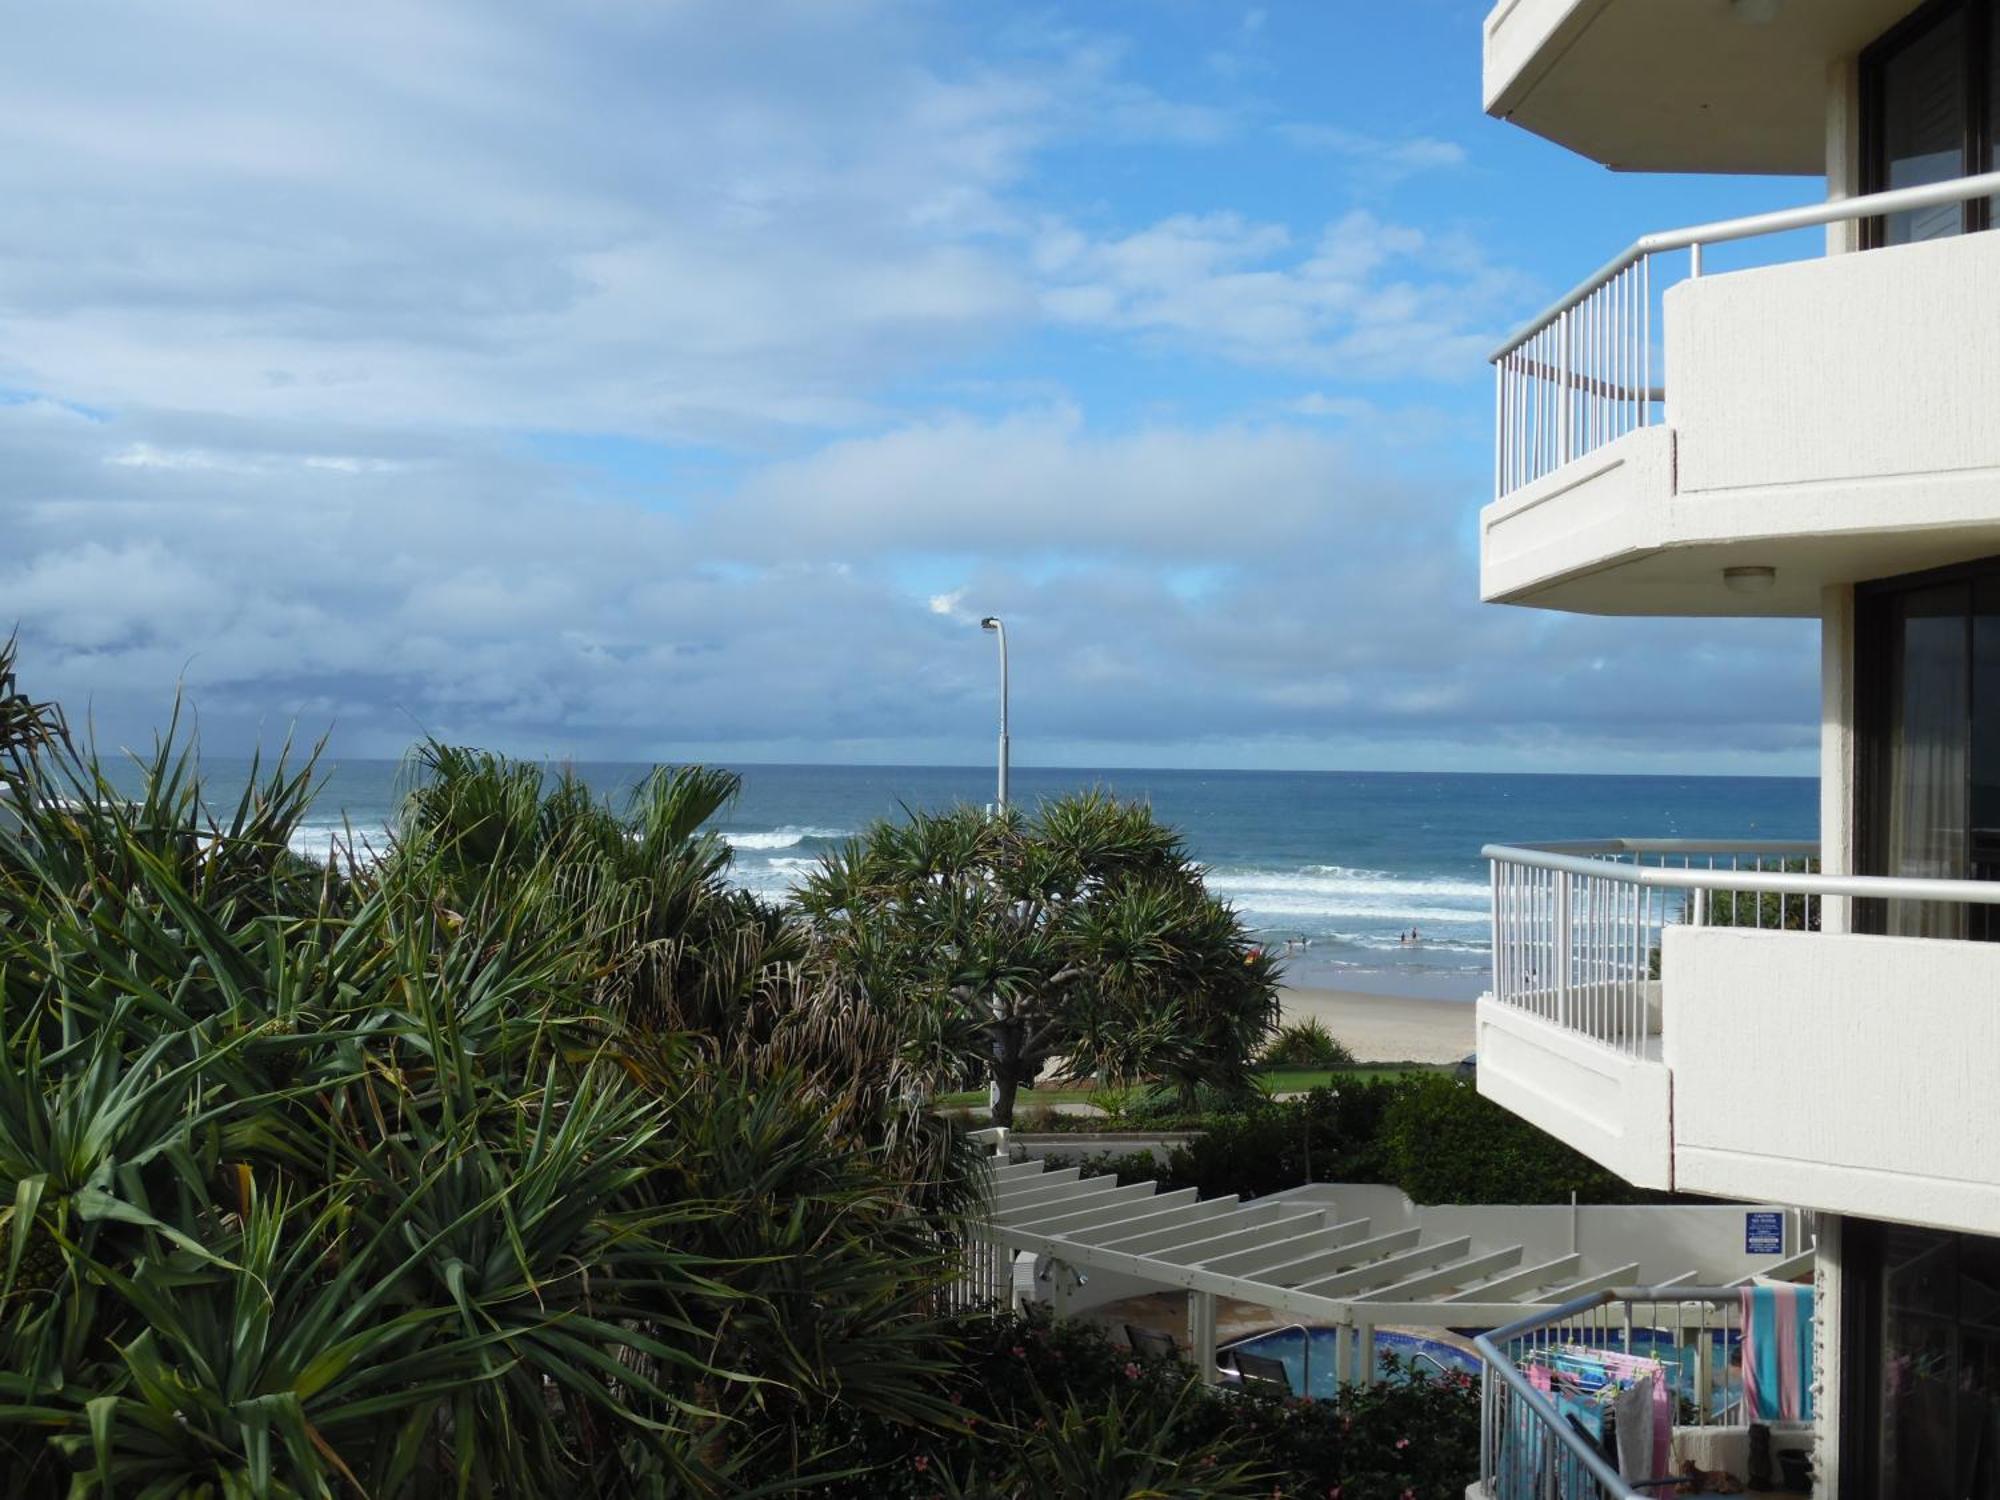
[1279,984,1475,1065]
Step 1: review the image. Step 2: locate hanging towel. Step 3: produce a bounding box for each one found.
[1614,1374,1657,1484]
[1741,1282,1815,1422]
[1556,1347,1674,1494]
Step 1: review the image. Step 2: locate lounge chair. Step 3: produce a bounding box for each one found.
[1230,1349,1293,1396]
[1124,1324,1181,1362]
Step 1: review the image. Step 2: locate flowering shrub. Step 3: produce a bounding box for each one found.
[801,1309,1480,1500]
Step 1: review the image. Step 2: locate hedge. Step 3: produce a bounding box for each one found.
[1037,1076,1661,1207]
[806,1307,1480,1500]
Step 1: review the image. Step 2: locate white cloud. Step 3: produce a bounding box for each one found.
[1278,123,1469,182]
[0,5,1821,773]
[1033,210,1521,379]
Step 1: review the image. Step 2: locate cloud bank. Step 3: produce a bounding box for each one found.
[0,2,1817,773]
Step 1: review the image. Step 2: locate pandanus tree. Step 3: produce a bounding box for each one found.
[795,793,1281,1126]
[0,648,974,1498]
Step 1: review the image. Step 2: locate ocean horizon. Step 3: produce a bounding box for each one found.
[119,757,1820,1004]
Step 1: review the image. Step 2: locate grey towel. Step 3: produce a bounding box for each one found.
[1614,1374,1656,1481]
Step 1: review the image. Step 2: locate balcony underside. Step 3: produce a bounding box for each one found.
[1483,231,2000,615]
[1484,0,1918,173]
[1476,1000,1671,1190]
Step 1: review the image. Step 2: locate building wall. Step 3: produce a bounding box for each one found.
[1668,232,2000,501]
[1665,926,2000,1235]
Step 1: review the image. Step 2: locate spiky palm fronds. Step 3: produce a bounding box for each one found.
[795,792,1281,1125]
[0,681,981,1498]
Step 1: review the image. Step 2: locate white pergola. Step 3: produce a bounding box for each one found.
[961,1151,1813,1388]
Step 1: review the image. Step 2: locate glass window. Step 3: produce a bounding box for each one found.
[1878,6,1969,244]
[1883,584,1970,936]
[1871,1227,2000,1497]
[1990,0,2000,223]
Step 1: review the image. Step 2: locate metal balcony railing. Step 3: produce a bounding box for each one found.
[1485,838,2000,1056]
[1492,170,2000,501]
[1474,1284,1796,1500]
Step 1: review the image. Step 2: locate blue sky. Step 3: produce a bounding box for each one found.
[0,1,1821,773]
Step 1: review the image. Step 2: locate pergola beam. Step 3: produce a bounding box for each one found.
[1358,1245,1524,1302]
[1295,1237,1474,1297]
[994,1168,1079,1201]
[1199,1218,1372,1278]
[994,1175,1128,1214]
[1442,1253,1583,1304]
[1168,1210,1332,1266]
[1005,1184,1186,1236]
[1258,1227,1422,1288]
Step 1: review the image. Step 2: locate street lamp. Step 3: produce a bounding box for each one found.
[980,616,1010,812]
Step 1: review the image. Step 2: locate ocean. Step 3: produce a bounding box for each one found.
[143,758,1817,1003]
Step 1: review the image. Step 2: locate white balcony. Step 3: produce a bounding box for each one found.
[1483,176,2000,617]
[1481,841,2000,1236]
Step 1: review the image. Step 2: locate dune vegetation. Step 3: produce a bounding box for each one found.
[0,641,1474,1498]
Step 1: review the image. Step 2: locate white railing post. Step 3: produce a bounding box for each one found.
[1554,870,1573,1029]
[1556,312,1572,465]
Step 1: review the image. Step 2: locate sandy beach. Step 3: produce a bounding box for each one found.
[1279,984,1475,1065]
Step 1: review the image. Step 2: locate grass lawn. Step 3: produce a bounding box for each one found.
[937,1064,1437,1112]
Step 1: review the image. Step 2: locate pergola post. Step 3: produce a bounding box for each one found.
[1189,1290,1218,1385]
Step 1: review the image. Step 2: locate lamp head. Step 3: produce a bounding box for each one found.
[981,616,1000,630]
[1723,566,1777,595]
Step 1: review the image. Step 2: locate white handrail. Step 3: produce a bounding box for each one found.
[1492,169,2000,361]
[1487,839,2000,906]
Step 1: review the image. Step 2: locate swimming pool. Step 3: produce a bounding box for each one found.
[1221,1326,1480,1400]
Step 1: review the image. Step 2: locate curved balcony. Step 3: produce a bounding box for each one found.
[1483,173,2000,618]
[1480,840,2000,1235]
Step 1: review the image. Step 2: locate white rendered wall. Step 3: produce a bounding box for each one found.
[1270,1184,1801,1286]
[1665,926,2000,1235]
[1669,232,2000,500]
[1475,999,1673,1190]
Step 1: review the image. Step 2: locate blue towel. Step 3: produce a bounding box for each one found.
[1741,1283,1813,1422]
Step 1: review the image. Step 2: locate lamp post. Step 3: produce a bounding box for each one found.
[980,616,1009,813]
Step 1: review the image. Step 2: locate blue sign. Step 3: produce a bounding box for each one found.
[1746,1211,1784,1255]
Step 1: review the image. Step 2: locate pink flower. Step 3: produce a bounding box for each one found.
[913,1456,929,1473]
[1123,1362,1142,1380]
[1396,1437,1410,1451]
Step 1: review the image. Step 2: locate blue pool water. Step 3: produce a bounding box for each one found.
[1224,1326,1481,1398]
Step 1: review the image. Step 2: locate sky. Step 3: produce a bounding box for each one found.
[0,1,1825,774]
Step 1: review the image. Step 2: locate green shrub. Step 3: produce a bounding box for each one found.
[1161,1082,1402,1198]
[1382,1072,1653,1205]
[1256,1017,1357,1070]
[1030,1076,1666,1208]
[806,1309,1480,1500]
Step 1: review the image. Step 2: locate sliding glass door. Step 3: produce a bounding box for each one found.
[1858,560,2000,936]
[1843,1220,2000,1498]
[1863,0,1998,243]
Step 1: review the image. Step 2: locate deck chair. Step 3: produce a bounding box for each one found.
[1124,1325,1181,1362]
[1230,1349,1293,1396]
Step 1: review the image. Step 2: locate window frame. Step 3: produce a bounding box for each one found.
[1860,0,1995,246]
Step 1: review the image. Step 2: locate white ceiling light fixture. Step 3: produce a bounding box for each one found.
[1723,565,1778,595]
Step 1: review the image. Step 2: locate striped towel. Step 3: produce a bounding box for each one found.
[1741,1282,1815,1422]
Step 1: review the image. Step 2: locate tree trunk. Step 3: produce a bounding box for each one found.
[990,1068,1021,1128]
[989,1018,1025,1127]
